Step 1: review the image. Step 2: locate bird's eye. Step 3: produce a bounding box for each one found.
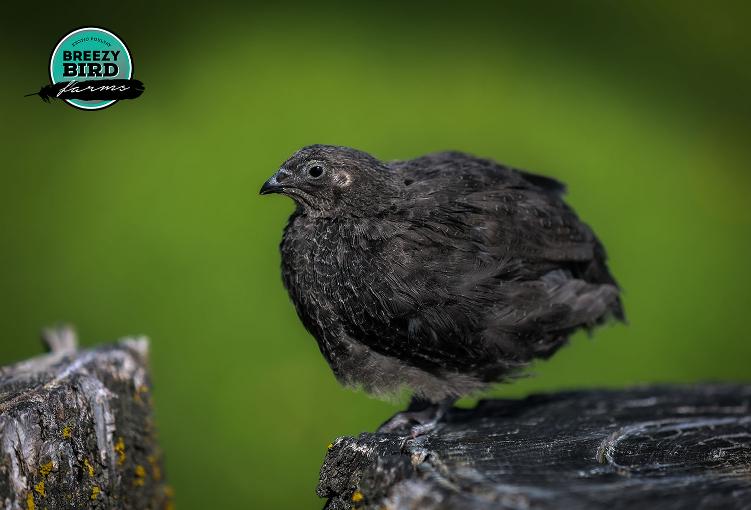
[308,165,324,178]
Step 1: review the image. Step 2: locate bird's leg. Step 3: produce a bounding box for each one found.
[408,398,454,438]
[377,396,456,437]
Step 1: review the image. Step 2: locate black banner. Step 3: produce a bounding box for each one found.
[26,79,145,102]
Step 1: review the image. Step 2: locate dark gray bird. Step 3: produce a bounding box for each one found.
[261,145,623,435]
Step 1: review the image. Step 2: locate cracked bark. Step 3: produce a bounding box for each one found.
[319,384,751,510]
[0,327,171,510]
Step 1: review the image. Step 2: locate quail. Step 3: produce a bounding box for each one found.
[260,145,623,435]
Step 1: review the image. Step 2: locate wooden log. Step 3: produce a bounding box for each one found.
[0,327,171,510]
[318,384,751,509]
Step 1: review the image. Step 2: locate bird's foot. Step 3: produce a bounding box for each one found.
[376,397,455,438]
[377,408,441,436]
[409,418,441,438]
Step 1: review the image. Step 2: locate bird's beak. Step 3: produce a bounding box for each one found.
[259,171,288,195]
[259,178,279,195]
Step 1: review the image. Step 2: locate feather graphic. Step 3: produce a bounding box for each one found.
[25,79,145,102]
[25,85,54,102]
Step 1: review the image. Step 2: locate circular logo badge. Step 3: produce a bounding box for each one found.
[49,27,132,110]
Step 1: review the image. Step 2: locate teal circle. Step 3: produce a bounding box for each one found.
[50,27,132,110]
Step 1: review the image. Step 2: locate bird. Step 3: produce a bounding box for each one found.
[260,144,624,436]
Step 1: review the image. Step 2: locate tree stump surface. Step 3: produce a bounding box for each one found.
[0,328,171,510]
[318,384,751,510]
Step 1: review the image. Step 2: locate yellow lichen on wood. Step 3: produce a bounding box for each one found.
[91,486,101,500]
[147,455,162,481]
[327,442,334,450]
[62,426,72,439]
[26,492,35,510]
[164,485,176,510]
[83,458,95,477]
[39,461,54,477]
[115,437,126,466]
[134,384,150,404]
[34,481,45,497]
[134,464,147,487]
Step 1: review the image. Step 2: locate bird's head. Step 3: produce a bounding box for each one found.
[260,145,398,216]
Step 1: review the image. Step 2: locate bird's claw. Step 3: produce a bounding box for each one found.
[398,422,442,452]
[409,419,440,438]
[379,411,443,453]
[377,407,439,435]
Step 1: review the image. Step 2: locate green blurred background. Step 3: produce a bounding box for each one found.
[2,1,750,508]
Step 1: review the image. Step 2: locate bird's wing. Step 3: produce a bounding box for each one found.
[392,152,601,272]
[340,154,621,375]
[392,151,566,197]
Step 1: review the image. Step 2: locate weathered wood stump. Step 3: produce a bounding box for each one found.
[319,385,751,509]
[0,327,171,510]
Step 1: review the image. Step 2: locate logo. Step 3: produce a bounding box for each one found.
[27,27,144,110]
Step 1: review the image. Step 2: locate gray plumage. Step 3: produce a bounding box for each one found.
[261,145,624,403]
